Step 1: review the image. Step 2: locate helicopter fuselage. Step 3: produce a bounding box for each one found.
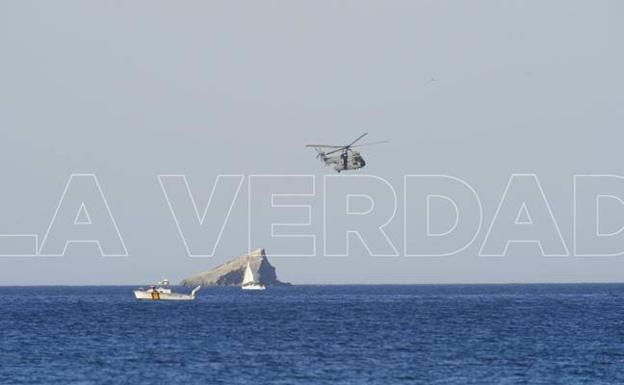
[306,133,383,172]
[321,151,366,172]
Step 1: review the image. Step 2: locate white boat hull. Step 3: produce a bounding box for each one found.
[241,283,266,291]
[134,286,201,301]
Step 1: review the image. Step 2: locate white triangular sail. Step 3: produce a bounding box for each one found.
[242,262,255,285]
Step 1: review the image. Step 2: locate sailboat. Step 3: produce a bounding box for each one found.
[241,262,266,290]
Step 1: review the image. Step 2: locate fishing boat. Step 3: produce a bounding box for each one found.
[134,279,201,301]
[241,262,266,290]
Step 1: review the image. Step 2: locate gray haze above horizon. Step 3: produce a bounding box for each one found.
[1,1,623,285]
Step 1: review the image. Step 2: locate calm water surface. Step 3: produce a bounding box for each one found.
[1,285,624,384]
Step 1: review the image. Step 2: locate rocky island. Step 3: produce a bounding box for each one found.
[180,248,289,287]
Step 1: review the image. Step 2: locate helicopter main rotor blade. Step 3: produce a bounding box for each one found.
[305,144,344,148]
[324,146,348,156]
[307,133,372,157]
[346,132,368,148]
[350,140,389,148]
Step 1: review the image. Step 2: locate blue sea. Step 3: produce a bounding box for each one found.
[2,285,624,384]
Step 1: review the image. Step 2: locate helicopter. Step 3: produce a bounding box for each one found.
[306,133,388,172]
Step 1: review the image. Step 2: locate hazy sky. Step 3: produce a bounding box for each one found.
[1,1,623,285]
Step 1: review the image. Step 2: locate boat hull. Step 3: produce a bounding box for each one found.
[134,290,196,300]
[133,286,201,301]
[241,284,266,291]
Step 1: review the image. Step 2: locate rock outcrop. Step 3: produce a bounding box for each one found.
[180,248,289,287]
